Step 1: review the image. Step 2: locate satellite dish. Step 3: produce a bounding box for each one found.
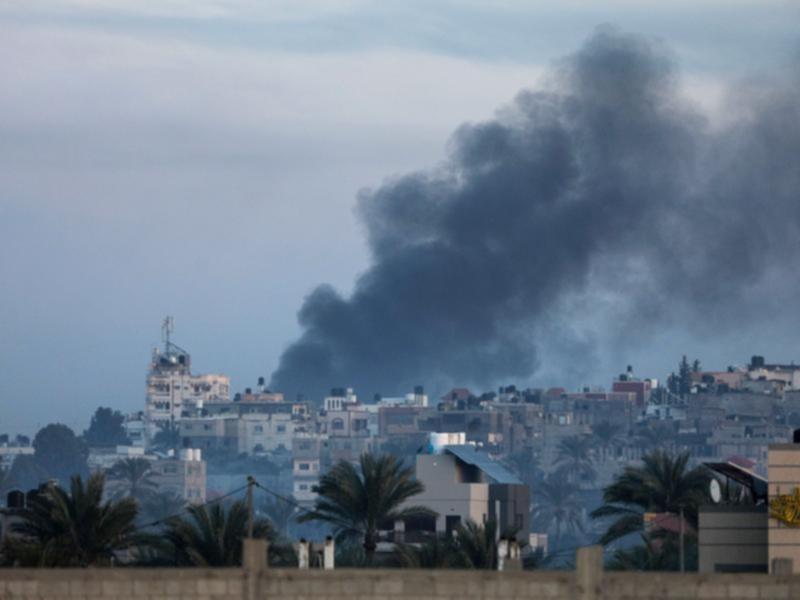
[710,479,722,504]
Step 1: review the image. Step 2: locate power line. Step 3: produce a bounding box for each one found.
[252,480,367,537]
[134,483,249,532]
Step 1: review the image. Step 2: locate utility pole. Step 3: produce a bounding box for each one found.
[679,506,685,573]
[247,476,255,539]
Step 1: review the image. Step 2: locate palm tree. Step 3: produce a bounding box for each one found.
[531,475,584,553]
[138,491,186,524]
[159,500,273,566]
[395,533,464,568]
[503,449,541,488]
[151,423,181,452]
[2,473,140,566]
[592,422,623,459]
[555,435,596,485]
[455,519,500,569]
[259,495,297,538]
[590,450,710,546]
[108,458,157,501]
[298,452,436,563]
[607,532,698,571]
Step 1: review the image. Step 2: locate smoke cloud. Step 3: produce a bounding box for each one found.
[270,27,800,401]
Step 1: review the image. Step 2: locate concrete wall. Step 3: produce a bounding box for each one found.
[4,544,800,600]
[3,566,800,600]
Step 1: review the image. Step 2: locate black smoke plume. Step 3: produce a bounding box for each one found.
[270,28,800,401]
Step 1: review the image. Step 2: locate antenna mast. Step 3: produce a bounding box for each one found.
[162,316,174,350]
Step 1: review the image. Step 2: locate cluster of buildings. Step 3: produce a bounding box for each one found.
[11,318,800,564]
[116,324,800,515]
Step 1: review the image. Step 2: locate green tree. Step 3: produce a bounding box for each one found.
[32,424,89,485]
[395,533,464,568]
[83,407,130,447]
[555,435,596,485]
[531,475,584,553]
[607,533,698,571]
[3,454,48,493]
[1,473,140,566]
[454,519,500,569]
[157,501,278,566]
[678,355,692,397]
[592,422,623,459]
[503,448,542,488]
[151,423,181,452]
[259,495,297,538]
[298,452,436,563]
[591,450,709,545]
[107,458,157,502]
[138,491,186,525]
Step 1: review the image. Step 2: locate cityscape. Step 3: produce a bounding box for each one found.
[2,1,800,599]
[4,318,800,577]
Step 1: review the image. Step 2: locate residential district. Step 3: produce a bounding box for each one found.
[5,322,800,574]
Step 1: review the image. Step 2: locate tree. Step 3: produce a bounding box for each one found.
[107,458,157,502]
[298,452,436,563]
[607,533,698,571]
[454,519,500,569]
[395,520,503,569]
[555,435,596,485]
[503,449,542,488]
[531,475,584,553]
[590,450,710,546]
[592,422,623,459]
[395,533,463,568]
[32,424,88,486]
[158,501,274,566]
[691,359,702,374]
[83,407,130,448]
[138,491,186,525]
[678,356,692,397]
[151,423,181,452]
[1,473,140,566]
[259,495,297,538]
[3,454,48,493]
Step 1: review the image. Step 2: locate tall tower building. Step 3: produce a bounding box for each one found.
[144,318,230,442]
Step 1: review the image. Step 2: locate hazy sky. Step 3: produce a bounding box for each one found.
[1,1,799,435]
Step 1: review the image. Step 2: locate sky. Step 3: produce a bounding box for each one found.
[1,0,799,435]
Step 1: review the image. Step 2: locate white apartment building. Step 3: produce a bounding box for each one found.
[144,329,230,441]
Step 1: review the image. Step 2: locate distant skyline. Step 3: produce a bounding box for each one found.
[2,1,799,435]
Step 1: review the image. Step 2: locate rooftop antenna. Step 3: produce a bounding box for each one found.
[162,316,174,350]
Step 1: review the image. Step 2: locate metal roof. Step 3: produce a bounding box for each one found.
[443,445,522,485]
[704,461,768,502]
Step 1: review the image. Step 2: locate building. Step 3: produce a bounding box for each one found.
[699,459,769,573]
[144,318,230,441]
[149,449,207,503]
[178,416,239,453]
[397,433,529,540]
[323,388,358,412]
[292,434,329,507]
[698,438,800,574]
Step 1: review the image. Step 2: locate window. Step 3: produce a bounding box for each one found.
[299,463,310,471]
[299,484,308,491]
[277,425,286,433]
[254,425,263,433]
[332,418,344,430]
